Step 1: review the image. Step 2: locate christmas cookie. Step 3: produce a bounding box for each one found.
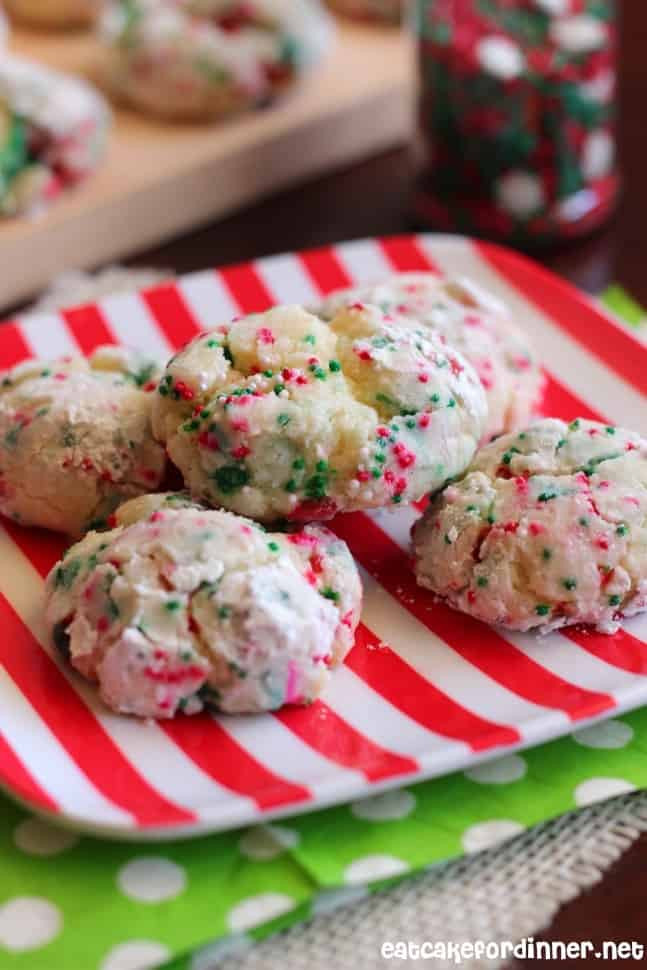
[0,348,165,536]
[0,56,109,217]
[413,418,647,635]
[316,273,544,439]
[327,0,401,23]
[100,0,333,121]
[152,303,488,523]
[44,494,362,718]
[4,0,101,28]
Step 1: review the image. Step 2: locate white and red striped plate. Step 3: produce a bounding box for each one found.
[1,234,646,840]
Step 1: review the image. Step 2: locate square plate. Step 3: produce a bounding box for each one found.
[0,234,646,841]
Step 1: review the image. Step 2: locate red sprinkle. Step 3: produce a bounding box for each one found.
[257,327,275,345]
[356,470,370,482]
[418,373,429,384]
[418,413,431,429]
[595,536,610,550]
[231,445,251,460]
[503,521,519,534]
[528,522,544,536]
[198,430,219,451]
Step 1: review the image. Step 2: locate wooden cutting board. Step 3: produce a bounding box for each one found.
[1,21,413,309]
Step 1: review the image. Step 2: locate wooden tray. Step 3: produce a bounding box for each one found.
[0,21,413,309]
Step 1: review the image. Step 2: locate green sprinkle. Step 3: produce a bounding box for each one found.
[487,515,496,525]
[430,393,440,404]
[405,419,416,429]
[206,338,219,349]
[182,419,200,432]
[304,334,316,345]
[263,369,274,378]
[329,360,341,373]
[165,600,181,612]
[608,594,621,607]
[556,438,566,449]
[375,453,386,464]
[292,457,305,470]
[54,559,81,590]
[218,606,231,619]
[304,473,328,500]
[569,419,581,430]
[277,413,291,427]
[538,491,558,502]
[616,524,628,536]
[392,494,403,504]
[466,505,478,512]
[321,587,340,602]
[371,468,382,479]
[274,383,286,396]
[477,576,488,588]
[40,368,51,377]
[315,460,328,473]
[200,410,211,420]
[213,464,250,494]
[518,432,526,440]
[578,517,589,527]
[313,367,327,380]
[285,479,298,493]
[605,426,616,435]
[562,578,577,591]
[535,604,550,616]
[447,398,456,408]
[542,548,552,561]
[268,541,280,552]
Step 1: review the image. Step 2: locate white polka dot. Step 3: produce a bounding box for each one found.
[573,719,634,750]
[496,171,545,218]
[580,71,615,105]
[117,857,186,903]
[532,0,568,13]
[351,789,416,822]
[100,940,171,970]
[462,820,525,854]
[465,754,527,785]
[343,854,410,885]
[550,15,607,54]
[238,824,300,861]
[13,817,79,857]
[0,897,62,952]
[574,777,636,807]
[190,935,252,970]
[476,36,525,80]
[582,131,615,182]
[311,886,368,916]
[227,893,296,933]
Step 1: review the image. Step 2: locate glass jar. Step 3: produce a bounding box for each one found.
[413,0,619,245]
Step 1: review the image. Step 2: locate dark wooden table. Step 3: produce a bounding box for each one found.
[6,0,647,961]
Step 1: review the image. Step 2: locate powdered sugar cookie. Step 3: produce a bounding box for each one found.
[45,494,362,717]
[100,0,333,121]
[0,348,165,536]
[0,55,109,217]
[413,418,647,635]
[4,0,101,27]
[152,303,487,523]
[316,273,544,439]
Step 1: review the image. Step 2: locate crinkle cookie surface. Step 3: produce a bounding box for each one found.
[45,492,362,718]
[152,303,488,522]
[100,0,333,120]
[316,273,544,439]
[0,347,165,536]
[413,419,647,634]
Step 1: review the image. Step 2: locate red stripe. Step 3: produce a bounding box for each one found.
[348,624,520,751]
[0,729,57,812]
[379,236,441,273]
[332,513,615,722]
[276,700,418,782]
[299,247,353,295]
[478,241,647,396]
[0,323,31,369]
[0,596,194,827]
[161,716,309,811]
[565,628,647,676]
[540,372,606,423]
[142,284,201,351]
[61,305,116,355]
[218,264,275,315]
[1,520,66,579]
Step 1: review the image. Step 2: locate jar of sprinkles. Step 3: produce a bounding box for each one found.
[413,0,618,245]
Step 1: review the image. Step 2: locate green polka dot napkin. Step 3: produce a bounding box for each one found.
[0,288,644,970]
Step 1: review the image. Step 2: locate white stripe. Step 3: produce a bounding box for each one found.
[333,239,393,285]
[358,566,568,742]
[418,234,647,433]
[624,612,647,643]
[255,254,319,307]
[99,292,173,359]
[180,270,239,326]
[17,313,80,359]
[367,505,421,551]
[324,665,470,769]
[218,713,363,800]
[0,529,256,824]
[0,667,133,827]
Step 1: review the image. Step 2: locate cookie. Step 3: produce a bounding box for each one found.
[316,273,544,439]
[0,347,165,536]
[100,0,333,121]
[327,0,401,23]
[0,56,109,217]
[4,0,101,27]
[45,493,362,718]
[152,303,488,523]
[413,418,647,635]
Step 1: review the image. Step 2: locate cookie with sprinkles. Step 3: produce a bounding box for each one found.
[99,0,333,121]
[413,418,647,635]
[316,272,544,439]
[152,303,487,523]
[0,347,165,536]
[44,492,362,718]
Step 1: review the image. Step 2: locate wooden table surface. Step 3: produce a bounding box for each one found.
[5,0,646,959]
